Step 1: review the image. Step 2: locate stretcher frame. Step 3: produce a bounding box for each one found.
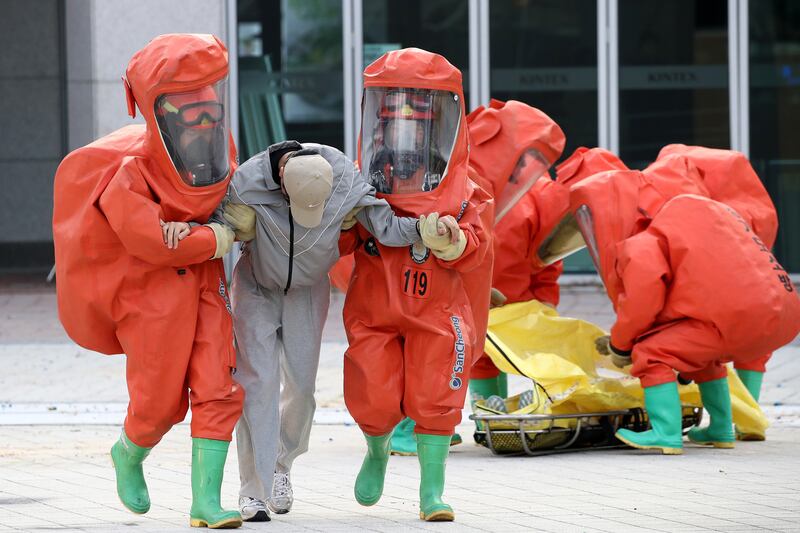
[470,405,703,456]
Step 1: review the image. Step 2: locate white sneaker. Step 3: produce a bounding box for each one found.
[268,472,293,514]
[239,496,270,522]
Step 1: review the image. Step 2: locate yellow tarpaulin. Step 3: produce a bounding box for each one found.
[483,300,768,438]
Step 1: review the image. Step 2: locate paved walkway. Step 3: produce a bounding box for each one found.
[2,424,800,532]
[1,278,799,531]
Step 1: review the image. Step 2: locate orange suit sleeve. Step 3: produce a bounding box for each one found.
[99,161,217,267]
[435,185,494,273]
[610,232,671,352]
[530,261,563,307]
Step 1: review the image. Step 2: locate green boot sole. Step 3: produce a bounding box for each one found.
[736,431,766,442]
[687,430,736,448]
[616,430,683,455]
[189,515,243,529]
[419,508,455,521]
[110,431,152,514]
[355,433,391,506]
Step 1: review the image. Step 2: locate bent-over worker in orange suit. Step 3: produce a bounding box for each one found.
[341,48,492,522]
[540,160,800,455]
[656,145,780,440]
[528,146,630,270]
[52,34,244,528]
[464,99,566,408]
[469,145,629,401]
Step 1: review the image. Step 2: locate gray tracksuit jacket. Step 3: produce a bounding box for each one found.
[214,143,419,292]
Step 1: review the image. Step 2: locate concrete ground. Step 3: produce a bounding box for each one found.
[1,276,799,532]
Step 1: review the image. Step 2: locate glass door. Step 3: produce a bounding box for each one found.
[618,0,730,168]
[489,0,599,272]
[489,0,599,162]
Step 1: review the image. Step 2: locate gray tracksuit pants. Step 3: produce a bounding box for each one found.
[231,252,330,501]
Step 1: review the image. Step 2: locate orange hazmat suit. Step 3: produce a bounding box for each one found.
[465,99,566,379]
[566,161,800,387]
[53,34,243,447]
[656,144,780,374]
[343,49,492,436]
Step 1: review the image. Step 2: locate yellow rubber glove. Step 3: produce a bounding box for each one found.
[341,206,364,231]
[420,212,468,261]
[223,202,257,242]
[205,222,235,259]
[431,229,467,261]
[594,335,632,368]
[419,213,451,250]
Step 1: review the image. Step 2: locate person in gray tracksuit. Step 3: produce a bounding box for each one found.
[213,140,421,522]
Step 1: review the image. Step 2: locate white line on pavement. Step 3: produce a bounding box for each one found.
[0,402,357,426]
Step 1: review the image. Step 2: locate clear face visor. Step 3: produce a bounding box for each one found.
[155,78,230,187]
[537,209,588,266]
[495,149,551,223]
[573,205,601,272]
[361,87,460,195]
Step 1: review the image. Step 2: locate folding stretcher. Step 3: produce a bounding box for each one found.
[469,300,767,455]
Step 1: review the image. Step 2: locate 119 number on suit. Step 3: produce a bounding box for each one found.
[402,266,431,299]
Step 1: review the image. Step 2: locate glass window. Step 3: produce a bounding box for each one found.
[489,0,598,162]
[363,0,469,104]
[490,0,598,273]
[618,0,729,168]
[749,0,800,271]
[237,0,344,159]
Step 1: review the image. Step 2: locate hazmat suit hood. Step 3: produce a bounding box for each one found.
[123,33,234,215]
[528,147,629,270]
[657,144,778,248]
[466,99,565,220]
[358,48,470,216]
[556,147,629,188]
[568,160,709,298]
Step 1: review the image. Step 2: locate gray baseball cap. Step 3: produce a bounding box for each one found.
[283,153,334,228]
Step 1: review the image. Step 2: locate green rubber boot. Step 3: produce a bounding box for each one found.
[390,418,418,456]
[737,369,764,402]
[391,419,462,455]
[470,376,503,435]
[616,382,683,455]
[189,438,242,529]
[355,433,391,506]
[497,372,508,399]
[110,430,152,514]
[688,378,735,448]
[417,434,454,521]
[736,369,766,441]
[469,376,502,406]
